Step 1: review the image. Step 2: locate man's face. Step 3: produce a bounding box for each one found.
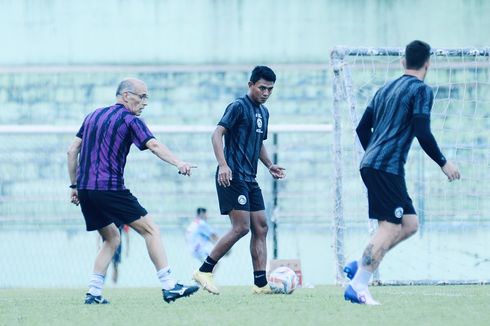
[248,79,274,104]
[124,82,149,116]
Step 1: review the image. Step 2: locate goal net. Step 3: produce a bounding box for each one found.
[331,47,490,285]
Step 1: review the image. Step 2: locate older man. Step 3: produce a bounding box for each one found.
[67,78,198,304]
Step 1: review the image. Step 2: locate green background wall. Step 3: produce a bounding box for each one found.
[3,0,489,65]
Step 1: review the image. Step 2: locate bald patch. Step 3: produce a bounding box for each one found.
[116,78,146,96]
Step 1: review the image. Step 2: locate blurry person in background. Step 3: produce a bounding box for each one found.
[185,208,219,262]
[111,224,130,283]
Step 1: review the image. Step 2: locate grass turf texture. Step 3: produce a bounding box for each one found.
[0,285,488,326]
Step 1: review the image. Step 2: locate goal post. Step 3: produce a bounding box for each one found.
[331,46,490,285]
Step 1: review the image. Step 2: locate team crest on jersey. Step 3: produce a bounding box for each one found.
[256,113,264,133]
[238,195,247,205]
[257,117,263,129]
[394,207,404,218]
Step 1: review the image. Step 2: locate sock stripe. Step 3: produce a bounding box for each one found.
[199,256,217,273]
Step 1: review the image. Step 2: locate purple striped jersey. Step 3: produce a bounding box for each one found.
[76,103,155,190]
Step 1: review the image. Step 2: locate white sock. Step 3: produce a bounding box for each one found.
[350,265,372,292]
[157,266,176,290]
[87,273,105,296]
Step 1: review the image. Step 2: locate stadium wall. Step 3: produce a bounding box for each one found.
[0,67,330,222]
[2,0,490,65]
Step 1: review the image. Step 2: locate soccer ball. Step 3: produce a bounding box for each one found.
[268,266,298,294]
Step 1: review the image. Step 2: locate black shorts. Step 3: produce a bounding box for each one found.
[78,189,147,231]
[360,167,416,224]
[215,176,265,215]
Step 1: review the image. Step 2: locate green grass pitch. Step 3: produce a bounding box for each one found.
[0,285,488,325]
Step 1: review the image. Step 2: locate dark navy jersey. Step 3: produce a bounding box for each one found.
[360,75,433,176]
[76,103,155,190]
[218,95,269,182]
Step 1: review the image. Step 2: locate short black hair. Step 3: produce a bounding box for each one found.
[196,207,207,215]
[250,66,276,83]
[405,40,431,70]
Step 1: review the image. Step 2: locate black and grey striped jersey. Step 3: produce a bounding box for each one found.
[359,75,434,176]
[218,95,269,182]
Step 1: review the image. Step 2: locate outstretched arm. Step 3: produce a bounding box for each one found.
[67,137,82,205]
[145,138,196,176]
[414,116,460,181]
[212,125,232,187]
[259,144,285,179]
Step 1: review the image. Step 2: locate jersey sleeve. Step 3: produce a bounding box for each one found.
[414,116,447,167]
[129,118,155,150]
[76,116,88,138]
[218,101,242,130]
[76,124,84,139]
[413,85,434,118]
[355,95,375,150]
[356,108,374,150]
[366,96,375,115]
[263,108,269,141]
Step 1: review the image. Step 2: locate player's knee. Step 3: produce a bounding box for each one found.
[232,225,250,239]
[107,231,121,251]
[133,218,160,238]
[144,222,161,238]
[401,220,418,239]
[253,223,268,237]
[406,222,418,237]
[261,223,269,237]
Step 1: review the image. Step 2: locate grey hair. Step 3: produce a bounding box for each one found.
[115,79,135,97]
